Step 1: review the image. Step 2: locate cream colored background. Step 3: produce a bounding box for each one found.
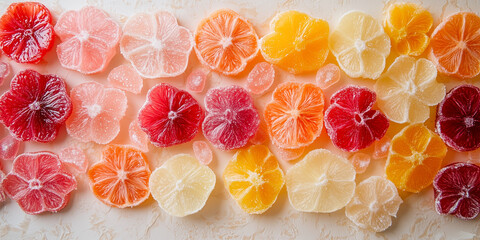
[1,0,480,239]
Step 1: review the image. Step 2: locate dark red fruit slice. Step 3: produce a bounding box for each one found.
[0,2,54,63]
[202,85,259,150]
[138,83,204,147]
[433,162,480,220]
[0,69,72,142]
[436,85,480,152]
[324,85,389,152]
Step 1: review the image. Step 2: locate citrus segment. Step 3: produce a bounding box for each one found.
[223,145,284,214]
[0,134,20,161]
[345,176,402,232]
[373,136,391,159]
[193,141,213,165]
[349,153,371,174]
[149,154,215,217]
[316,63,341,89]
[59,147,88,173]
[88,145,151,208]
[329,11,390,79]
[108,64,143,94]
[194,9,259,75]
[129,119,149,152]
[260,10,329,73]
[386,124,447,193]
[286,149,356,213]
[246,62,275,95]
[276,147,305,162]
[186,68,209,93]
[0,61,11,86]
[264,82,324,149]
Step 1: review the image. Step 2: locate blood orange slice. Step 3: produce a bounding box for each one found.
[0,2,54,63]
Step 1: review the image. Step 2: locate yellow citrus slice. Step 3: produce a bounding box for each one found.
[286,149,356,213]
[223,145,284,214]
[260,10,329,74]
[149,154,216,217]
[329,11,391,79]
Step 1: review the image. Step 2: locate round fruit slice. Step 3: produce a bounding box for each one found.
[138,83,204,148]
[0,70,72,142]
[246,62,275,95]
[329,11,391,79]
[436,85,480,152]
[195,9,259,75]
[324,86,389,152]
[386,124,447,193]
[2,152,77,215]
[286,149,356,213]
[0,2,54,63]
[150,154,215,217]
[345,176,402,232]
[433,162,480,220]
[374,56,446,124]
[264,82,324,149]
[120,11,193,78]
[260,10,329,74]
[88,145,151,208]
[55,6,121,74]
[223,145,285,214]
[383,3,433,56]
[107,64,143,94]
[430,12,480,79]
[203,85,259,150]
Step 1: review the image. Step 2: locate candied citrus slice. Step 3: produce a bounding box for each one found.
[121,11,193,78]
[430,12,480,79]
[375,56,445,124]
[349,153,371,174]
[0,2,54,63]
[129,119,149,152]
[186,68,209,93]
[59,147,88,173]
[316,63,341,89]
[223,145,284,214]
[345,176,402,232]
[2,152,77,215]
[246,62,275,95]
[384,3,433,56]
[373,136,391,159]
[0,133,20,161]
[0,61,10,86]
[264,82,324,149]
[276,147,305,162]
[329,11,391,79]
[193,141,213,165]
[286,149,356,213]
[55,6,121,74]
[88,145,151,208]
[150,154,215,217]
[107,64,143,94]
[386,124,447,193]
[260,10,329,74]
[194,9,259,75]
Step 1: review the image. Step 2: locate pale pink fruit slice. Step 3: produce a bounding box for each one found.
[193,141,213,165]
[373,136,391,159]
[55,6,121,74]
[108,64,143,94]
[0,62,10,86]
[0,134,20,160]
[186,68,209,93]
[59,147,88,173]
[246,62,275,95]
[129,119,149,152]
[276,147,305,161]
[349,152,371,173]
[120,11,194,78]
[316,63,340,89]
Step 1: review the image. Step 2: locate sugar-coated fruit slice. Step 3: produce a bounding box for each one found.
[316,63,341,89]
[0,70,72,142]
[433,162,480,220]
[0,134,21,161]
[436,85,480,152]
[373,136,391,159]
[0,62,10,86]
[138,83,204,148]
[66,81,127,144]
[349,152,371,174]
[2,152,77,215]
[193,141,213,165]
[246,62,275,95]
[59,147,89,173]
[345,176,402,232]
[324,86,389,152]
[276,147,305,162]
[203,85,259,150]
[129,119,149,152]
[107,64,143,94]
[88,145,151,208]
[186,68,209,93]
[150,154,215,217]
[55,6,121,74]
[121,11,193,78]
[0,2,54,63]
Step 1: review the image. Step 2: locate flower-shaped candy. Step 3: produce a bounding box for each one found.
[66,82,127,144]
[2,152,77,215]
[374,56,445,123]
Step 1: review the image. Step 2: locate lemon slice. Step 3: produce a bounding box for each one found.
[286,149,356,213]
[149,154,216,217]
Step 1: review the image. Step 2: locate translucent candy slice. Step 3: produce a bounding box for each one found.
[0,62,10,86]
[0,134,21,160]
[315,63,340,89]
[59,147,89,173]
[193,141,213,165]
[0,170,7,203]
[373,136,391,159]
[246,62,275,95]
[349,152,371,173]
[108,64,143,94]
[129,119,149,152]
[276,147,305,161]
[186,68,209,93]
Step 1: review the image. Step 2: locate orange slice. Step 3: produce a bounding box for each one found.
[194,9,259,76]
